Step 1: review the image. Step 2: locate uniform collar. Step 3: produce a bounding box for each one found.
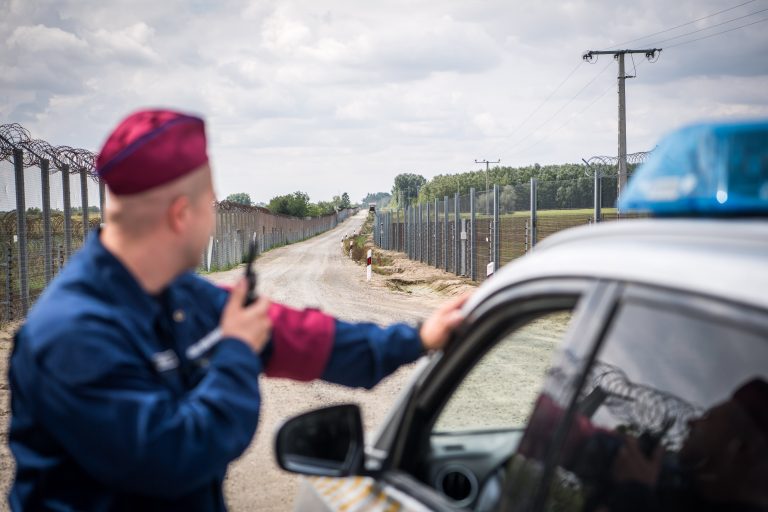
[85,229,163,320]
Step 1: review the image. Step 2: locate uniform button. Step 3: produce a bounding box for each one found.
[173,309,186,322]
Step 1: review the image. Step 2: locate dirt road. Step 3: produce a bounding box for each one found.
[212,211,450,511]
[0,211,469,511]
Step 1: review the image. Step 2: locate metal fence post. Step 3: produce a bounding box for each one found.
[412,206,416,259]
[443,196,449,272]
[396,209,400,252]
[402,206,411,258]
[4,245,12,322]
[80,167,89,239]
[525,220,529,252]
[412,206,416,258]
[470,187,476,281]
[404,207,408,257]
[433,198,438,268]
[383,212,387,249]
[493,184,500,273]
[384,211,388,249]
[415,205,419,260]
[99,179,106,224]
[41,158,53,284]
[418,203,423,263]
[407,206,411,258]
[425,202,431,265]
[454,192,460,276]
[594,171,602,223]
[13,148,29,314]
[530,178,538,249]
[61,165,73,258]
[373,212,378,246]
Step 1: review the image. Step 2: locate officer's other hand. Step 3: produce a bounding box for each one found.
[221,279,272,353]
[611,435,664,487]
[420,292,471,351]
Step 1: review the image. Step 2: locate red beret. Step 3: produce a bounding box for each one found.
[733,377,768,439]
[96,109,209,195]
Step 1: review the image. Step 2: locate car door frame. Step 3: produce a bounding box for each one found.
[371,278,623,510]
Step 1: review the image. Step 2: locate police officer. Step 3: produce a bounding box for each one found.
[8,109,467,511]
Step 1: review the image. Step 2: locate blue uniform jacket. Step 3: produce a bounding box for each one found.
[8,232,424,511]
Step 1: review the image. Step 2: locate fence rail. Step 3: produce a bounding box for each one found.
[0,122,357,326]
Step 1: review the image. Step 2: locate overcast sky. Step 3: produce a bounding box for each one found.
[2,0,767,204]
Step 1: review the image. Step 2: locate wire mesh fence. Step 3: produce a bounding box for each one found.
[0,122,358,326]
[374,171,649,284]
[202,201,357,273]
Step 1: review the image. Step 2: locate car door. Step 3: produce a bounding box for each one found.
[516,283,768,512]
[365,279,621,511]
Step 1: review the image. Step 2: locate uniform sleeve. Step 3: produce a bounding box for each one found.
[320,320,424,389]
[15,322,263,499]
[262,303,424,389]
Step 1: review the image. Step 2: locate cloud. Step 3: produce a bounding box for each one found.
[90,23,161,64]
[6,24,88,54]
[261,13,313,53]
[0,0,766,204]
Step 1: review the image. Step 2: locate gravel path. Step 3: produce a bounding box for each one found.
[0,211,463,511]
[209,212,448,511]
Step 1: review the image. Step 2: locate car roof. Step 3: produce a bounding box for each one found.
[467,218,768,312]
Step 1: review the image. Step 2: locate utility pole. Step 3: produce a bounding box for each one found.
[475,159,500,216]
[582,49,660,198]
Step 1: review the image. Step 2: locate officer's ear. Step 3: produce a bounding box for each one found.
[167,194,192,234]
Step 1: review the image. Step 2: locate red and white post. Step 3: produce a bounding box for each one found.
[366,249,372,281]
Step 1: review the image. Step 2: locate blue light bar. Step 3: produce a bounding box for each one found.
[618,120,768,216]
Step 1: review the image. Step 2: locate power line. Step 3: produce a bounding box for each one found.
[506,59,613,153]
[645,6,768,46]
[492,1,763,168]
[665,14,768,48]
[483,62,586,163]
[505,61,584,140]
[604,0,759,49]
[517,81,616,155]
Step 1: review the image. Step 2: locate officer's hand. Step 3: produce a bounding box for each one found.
[221,279,272,353]
[611,435,664,486]
[420,292,471,351]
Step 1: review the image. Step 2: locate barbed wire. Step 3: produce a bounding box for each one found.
[0,122,99,180]
[583,150,653,177]
[0,123,31,161]
[586,150,652,167]
[583,361,702,448]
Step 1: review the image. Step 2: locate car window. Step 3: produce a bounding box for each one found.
[433,310,573,434]
[519,288,768,512]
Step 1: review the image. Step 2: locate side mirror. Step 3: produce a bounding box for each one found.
[275,404,365,477]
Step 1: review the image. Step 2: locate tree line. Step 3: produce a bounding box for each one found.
[225,191,352,218]
[387,163,636,211]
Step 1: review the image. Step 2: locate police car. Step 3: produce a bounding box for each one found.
[275,120,768,512]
